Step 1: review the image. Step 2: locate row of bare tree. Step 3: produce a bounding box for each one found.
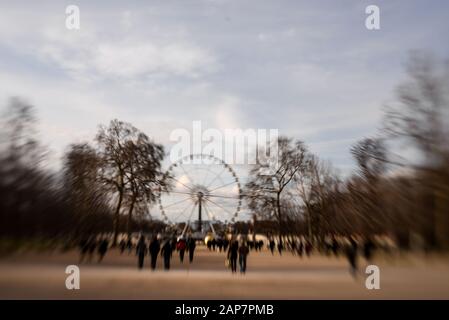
[246,52,449,250]
[0,102,166,248]
[1,51,448,251]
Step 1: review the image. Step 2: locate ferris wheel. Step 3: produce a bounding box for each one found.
[157,154,242,237]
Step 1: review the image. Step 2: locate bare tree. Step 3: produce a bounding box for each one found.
[96,120,136,245]
[296,155,339,241]
[0,98,71,244]
[383,52,449,249]
[246,136,308,242]
[384,51,449,167]
[96,119,165,245]
[122,134,165,237]
[63,143,112,237]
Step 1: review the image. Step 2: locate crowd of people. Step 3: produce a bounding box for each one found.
[78,233,379,276]
[266,235,378,276]
[78,236,110,263]
[134,235,197,270]
[206,238,264,253]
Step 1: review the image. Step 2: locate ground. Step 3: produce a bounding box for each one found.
[0,246,449,299]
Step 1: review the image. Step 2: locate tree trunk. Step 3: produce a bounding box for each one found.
[305,202,313,241]
[127,196,136,238]
[112,190,123,246]
[276,192,282,245]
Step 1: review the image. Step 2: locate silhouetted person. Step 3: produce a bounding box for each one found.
[363,237,375,262]
[217,239,223,252]
[297,240,304,256]
[305,241,313,256]
[161,240,172,270]
[87,237,97,262]
[126,238,133,254]
[188,237,196,263]
[119,239,126,254]
[136,235,147,269]
[227,240,239,273]
[177,238,187,263]
[223,239,229,252]
[332,236,339,256]
[269,240,275,255]
[346,237,358,277]
[78,237,89,263]
[149,236,160,270]
[171,236,177,257]
[238,242,249,274]
[98,238,109,262]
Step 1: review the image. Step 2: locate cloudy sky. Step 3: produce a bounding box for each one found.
[1,0,448,178]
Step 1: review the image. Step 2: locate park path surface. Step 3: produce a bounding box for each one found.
[1,247,449,299]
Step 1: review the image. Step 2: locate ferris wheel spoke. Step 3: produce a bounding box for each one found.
[204,197,237,218]
[169,176,195,192]
[163,196,192,209]
[161,189,240,200]
[173,202,195,222]
[162,190,194,196]
[201,202,219,235]
[179,165,197,187]
[208,181,237,193]
[202,202,217,222]
[205,167,227,189]
[186,201,198,221]
[207,193,241,200]
[201,168,211,186]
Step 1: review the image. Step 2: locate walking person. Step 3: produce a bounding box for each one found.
[171,236,177,257]
[188,237,196,263]
[78,237,89,263]
[126,237,133,254]
[227,240,239,273]
[238,241,249,274]
[346,236,358,277]
[297,239,304,256]
[161,239,172,270]
[332,236,340,256]
[119,238,126,254]
[136,235,147,270]
[97,237,109,262]
[363,236,375,262]
[87,237,97,262]
[223,239,229,252]
[305,240,313,257]
[177,237,187,263]
[149,235,160,270]
[269,239,275,255]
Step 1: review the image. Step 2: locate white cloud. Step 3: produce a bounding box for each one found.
[0,6,218,82]
[1,0,448,178]
[90,42,217,78]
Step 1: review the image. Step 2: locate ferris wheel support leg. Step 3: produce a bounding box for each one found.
[181,221,190,237]
[208,221,217,237]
